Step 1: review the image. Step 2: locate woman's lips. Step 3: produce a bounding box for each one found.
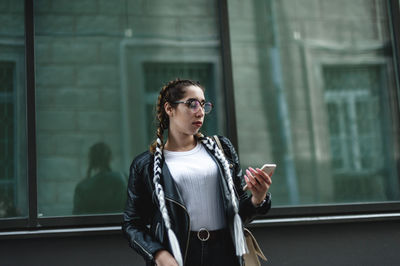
[193,121,203,127]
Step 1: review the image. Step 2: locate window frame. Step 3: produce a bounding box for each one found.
[0,0,400,233]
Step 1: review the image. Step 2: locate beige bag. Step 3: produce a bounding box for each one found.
[212,136,268,265]
[243,228,268,266]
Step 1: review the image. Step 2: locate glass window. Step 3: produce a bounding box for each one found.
[34,0,224,217]
[0,0,28,219]
[228,0,400,205]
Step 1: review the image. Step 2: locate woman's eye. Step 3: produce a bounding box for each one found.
[189,101,199,108]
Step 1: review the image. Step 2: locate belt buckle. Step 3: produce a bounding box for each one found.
[197,228,210,242]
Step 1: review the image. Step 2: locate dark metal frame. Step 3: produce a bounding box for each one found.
[387,0,400,212]
[1,0,400,234]
[389,0,400,94]
[218,0,239,150]
[25,0,37,230]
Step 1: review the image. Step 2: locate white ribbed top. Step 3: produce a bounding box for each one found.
[164,142,226,231]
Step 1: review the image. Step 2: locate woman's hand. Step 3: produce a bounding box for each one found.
[154,250,178,266]
[244,167,272,206]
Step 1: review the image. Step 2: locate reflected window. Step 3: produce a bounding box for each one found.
[0,59,27,218]
[324,66,394,201]
[228,0,400,205]
[324,66,384,173]
[0,0,27,219]
[0,62,17,218]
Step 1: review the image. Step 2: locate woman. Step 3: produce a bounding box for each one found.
[122,79,272,266]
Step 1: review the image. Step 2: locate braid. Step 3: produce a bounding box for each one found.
[150,83,169,153]
[148,79,206,265]
[153,138,183,266]
[200,136,248,256]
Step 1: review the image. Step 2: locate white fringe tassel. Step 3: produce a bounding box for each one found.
[234,213,248,256]
[168,229,183,266]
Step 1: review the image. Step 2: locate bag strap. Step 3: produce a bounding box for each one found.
[243,228,268,261]
[212,135,237,197]
[212,135,224,156]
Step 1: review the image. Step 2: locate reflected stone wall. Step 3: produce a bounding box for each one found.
[1,0,398,216]
[34,0,220,216]
[229,0,398,205]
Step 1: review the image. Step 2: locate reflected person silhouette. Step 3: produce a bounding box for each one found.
[73,142,126,215]
[0,189,17,218]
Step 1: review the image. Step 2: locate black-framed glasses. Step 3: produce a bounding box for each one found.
[173,99,213,114]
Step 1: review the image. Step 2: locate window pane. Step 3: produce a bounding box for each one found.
[0,0,28,219]
[228,0,400,205]
[34,0,224,216]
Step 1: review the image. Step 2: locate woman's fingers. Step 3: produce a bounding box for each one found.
[255,168,272,185]
[245,172,259,192]
[246,169,257,186]
[245,166,273,193]
[246,170,258,190]
[249,167,269,188]
[244,175,252,189]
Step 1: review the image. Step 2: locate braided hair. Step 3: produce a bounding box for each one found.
[150,79,247,265]
[199,136,248,256]
[150,79,203,266]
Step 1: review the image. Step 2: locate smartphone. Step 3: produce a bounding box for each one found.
[261,163,276,177]
[243,163,276,191]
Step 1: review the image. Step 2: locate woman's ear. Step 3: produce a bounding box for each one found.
[164,102,173,117]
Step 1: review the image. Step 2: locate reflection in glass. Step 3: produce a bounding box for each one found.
[73,142,126,214]
[0,0,27,219]
[35,0,223,216]
[228,0,399,205]
[324,66,390,201]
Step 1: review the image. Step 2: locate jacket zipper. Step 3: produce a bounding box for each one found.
[155,222,160,238]
[165,196,191,266]
[133,239,153,261]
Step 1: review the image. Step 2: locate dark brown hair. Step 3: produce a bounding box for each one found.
[149,79,204,153]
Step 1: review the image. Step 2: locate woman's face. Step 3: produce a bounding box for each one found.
[166,85,205,137]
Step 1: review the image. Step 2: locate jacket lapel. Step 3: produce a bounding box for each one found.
[161,162,186,206]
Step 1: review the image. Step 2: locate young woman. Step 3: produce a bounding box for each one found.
[123,79,272,266]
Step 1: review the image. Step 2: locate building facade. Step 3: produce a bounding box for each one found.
[1,0,400,265]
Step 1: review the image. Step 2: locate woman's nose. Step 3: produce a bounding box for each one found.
[196,106,205,117]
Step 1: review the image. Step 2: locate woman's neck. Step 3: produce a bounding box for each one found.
[164,133,197,152]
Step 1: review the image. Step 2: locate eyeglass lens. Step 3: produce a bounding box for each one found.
[189,100,212,114]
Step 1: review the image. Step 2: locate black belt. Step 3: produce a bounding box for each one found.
[190,228,227,242]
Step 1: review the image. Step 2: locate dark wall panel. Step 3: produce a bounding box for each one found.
[0,221,399,266]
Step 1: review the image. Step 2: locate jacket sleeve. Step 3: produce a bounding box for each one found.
[218,136,271,225]
[122,160,165,263]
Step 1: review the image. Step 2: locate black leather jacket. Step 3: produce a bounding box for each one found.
[122,136,271,266]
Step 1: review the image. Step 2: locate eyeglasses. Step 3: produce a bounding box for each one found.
[173,99,213,114]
